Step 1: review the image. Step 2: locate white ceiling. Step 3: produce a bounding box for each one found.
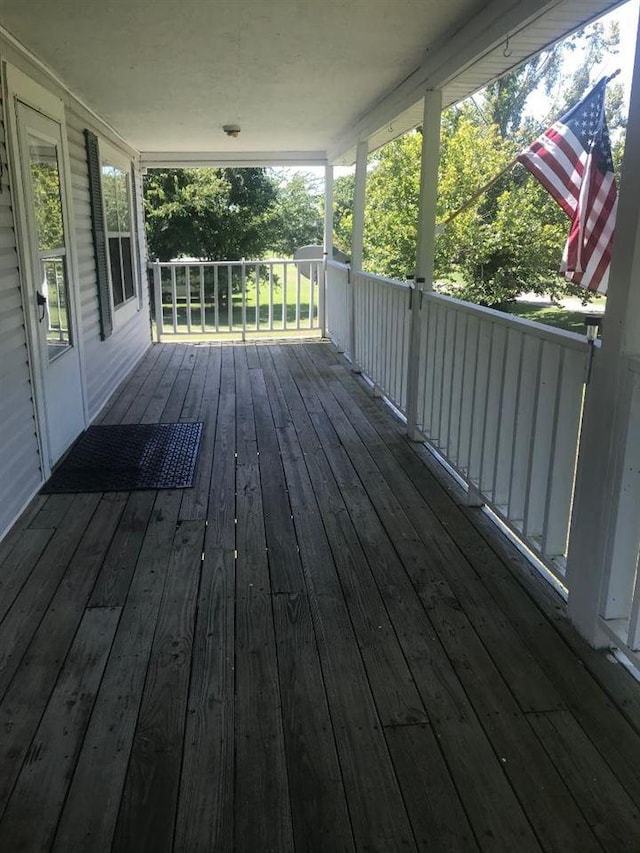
[0,0,624,163]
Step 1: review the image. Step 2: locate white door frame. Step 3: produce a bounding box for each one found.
[2,62,88,476]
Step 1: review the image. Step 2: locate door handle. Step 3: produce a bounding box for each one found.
[36,291,47,322]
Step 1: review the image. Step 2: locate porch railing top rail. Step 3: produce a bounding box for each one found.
[149,257,323,267]
[354,269,413,290]
[422,290,589,351]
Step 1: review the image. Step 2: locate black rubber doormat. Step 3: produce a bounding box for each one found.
[41,422,204,493]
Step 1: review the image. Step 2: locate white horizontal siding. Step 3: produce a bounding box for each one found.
[0,96,44,540]
[0,50,152,543]
[66,107,151,421]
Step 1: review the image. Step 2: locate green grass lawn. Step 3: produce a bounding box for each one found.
[158,262,319,333]
[504,296,606,335]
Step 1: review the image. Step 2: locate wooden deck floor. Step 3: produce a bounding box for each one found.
[1,340,640,853]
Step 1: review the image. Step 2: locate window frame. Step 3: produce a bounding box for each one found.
[98,140,140,327]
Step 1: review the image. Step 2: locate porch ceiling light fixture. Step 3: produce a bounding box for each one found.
[223,124,241,138]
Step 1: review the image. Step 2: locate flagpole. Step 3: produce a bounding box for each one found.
[440,157,520,227]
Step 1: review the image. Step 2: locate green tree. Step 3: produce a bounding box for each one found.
[364,133,421,280]
[30,161,64,251]
[269,171,323,256]
[143,167,279,261]
[355,17,623,306]
[332,172,355,257]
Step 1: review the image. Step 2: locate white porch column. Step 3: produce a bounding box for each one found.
[349,140,368,367]
[351,141,368,271]
[566,33,640,647]
[406,89,442,440]
[320,165,334,338]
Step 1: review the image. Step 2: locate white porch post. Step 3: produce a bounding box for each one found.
[321,165,334,338]
[406,89,442,440]
[566,33,640,647]
[152,262,163,342]
[349,140,368,368]
[351,141,367,271]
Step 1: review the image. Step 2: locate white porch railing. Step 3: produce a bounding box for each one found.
[326,268,590,581]
[325,260,350,353]
[353,270,411,414]
[150,258,323,339]
[415,293,588,578]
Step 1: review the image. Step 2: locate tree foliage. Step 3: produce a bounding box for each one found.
[342,18,624,306]
[333,173,355,256]
[143,167,279,261]
[143,167,325,262]
[269,171,323,256]
[30,161,64,251]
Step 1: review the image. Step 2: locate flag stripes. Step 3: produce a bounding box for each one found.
[517,77,617,294]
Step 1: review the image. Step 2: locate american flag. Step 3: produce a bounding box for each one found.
[517,77,617,294]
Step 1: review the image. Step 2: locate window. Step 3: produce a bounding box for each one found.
[101,153,136,310]
[85,130,140,339]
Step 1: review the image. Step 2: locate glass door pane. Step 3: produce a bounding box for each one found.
[27,136,72,360]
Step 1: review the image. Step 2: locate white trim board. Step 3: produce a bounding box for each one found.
[141,151,328,169]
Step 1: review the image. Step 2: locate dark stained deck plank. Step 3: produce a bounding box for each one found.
[234,344,258,465]
[249,362,307,594]
[88,490,157,608]
[108,343,173,425]
[203,346,236,549]
[141,342,190,424]
[385,724,481,853]
[464,496,640,731]
[245,341,261,369]
[118,343,175,424]
[283,345,544,853]
[311,346,567,714]
[311,342,640,833]
[51,490,183,852]
[234,367,299,850]
[420,578,604,853]
[234,460,294,853]
[160,344,196,421]
[300,576,419,852]
[320,346,640,809]
[263,348,418,852]
[0,526,54,623]
[0,606,121,853]
[0,494,47,562]
[178,343,222,522]
[113,519,205,853]
[97,342,163,425]
[529,710,640,852]
[2,341,640,853]
[0,493,125,811]
[27,493,76,529]
[179,343,212,422]
[174,543,235,853]
[262,345,428,725]
[0,492,104,702]
[272,591,356,853]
